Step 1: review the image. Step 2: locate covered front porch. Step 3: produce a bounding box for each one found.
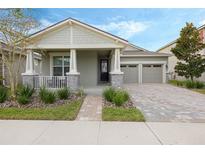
[22,48,123,90]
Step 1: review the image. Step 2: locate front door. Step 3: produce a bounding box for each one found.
[100,59,109,82]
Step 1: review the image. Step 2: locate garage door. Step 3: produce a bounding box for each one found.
[142,64,162,83]
[121,64,138,83]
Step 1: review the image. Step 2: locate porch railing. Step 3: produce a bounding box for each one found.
[34,76,67,89]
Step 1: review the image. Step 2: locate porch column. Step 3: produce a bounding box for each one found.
[69,49,78,74]
[22,50,38,88]
[110,48,124,88]
[66,49,80,90]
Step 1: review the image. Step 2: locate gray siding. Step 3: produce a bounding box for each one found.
[121,57,168,62]
[77,50,98,87]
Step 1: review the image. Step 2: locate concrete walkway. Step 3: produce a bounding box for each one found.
[0,120,205,144]
[76,96,102,121]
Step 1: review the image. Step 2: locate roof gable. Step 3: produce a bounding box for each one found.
[29,18,128,47]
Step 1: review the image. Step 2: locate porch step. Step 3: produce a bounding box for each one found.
[76,95,102,121]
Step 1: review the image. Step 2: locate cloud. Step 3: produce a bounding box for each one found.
[95,20,149,39]
[39,19,54,28]
[199,20,205,26]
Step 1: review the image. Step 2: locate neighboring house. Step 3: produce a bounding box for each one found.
[22,18,169,90]
[0,41,42,86]
[157,24,205,81]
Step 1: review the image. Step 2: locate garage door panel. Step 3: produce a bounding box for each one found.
[121,65,138,83]
[142,65,162,83]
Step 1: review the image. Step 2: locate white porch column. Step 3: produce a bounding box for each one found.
[68,49,79,74]
[66,49,80,90]
[110,48,123,87]
[138,63,142,84]
[22,50,36,75]
[112,48,122,73]
[22,49,38,88]
[162,63,166,83]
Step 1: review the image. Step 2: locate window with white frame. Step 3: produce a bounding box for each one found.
[53,56,70,76]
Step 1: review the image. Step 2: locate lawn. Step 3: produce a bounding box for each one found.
[0,100,83,120]
[192,89,205,94]
[102,107,145,122]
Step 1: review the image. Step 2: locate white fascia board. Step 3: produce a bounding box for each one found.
[120,54,170,57]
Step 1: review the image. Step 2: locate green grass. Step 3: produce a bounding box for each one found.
[192,89,205,94]
[0,100,83,120]
[102,107,145,122]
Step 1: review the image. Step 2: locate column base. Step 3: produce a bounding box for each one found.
[67,73,80,91]
[109,73,124,88]
[22,74,39,88]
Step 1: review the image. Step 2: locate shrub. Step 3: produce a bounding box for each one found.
[39,87,56,104]
[17,85,34,98]
[112,90,130,106]
[103,87,116,102]
[168,80,184,87]
[57,88,70,100]
[17,95,29,105]
[0,86,8,103]
[195,81,204,89]
[76,87,85,97]
[185,80,196,89]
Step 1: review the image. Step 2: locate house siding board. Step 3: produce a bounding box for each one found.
[77,50,98,87]
[121,57,168,62]
[41,54,50,76]
[73,25,117,45]
[34,25,71,46]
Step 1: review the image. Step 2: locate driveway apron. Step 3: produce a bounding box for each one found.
[125,84,205,122]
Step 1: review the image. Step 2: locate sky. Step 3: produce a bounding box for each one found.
[31,8,205,51]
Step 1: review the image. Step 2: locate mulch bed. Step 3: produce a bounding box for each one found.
[102,98,135,109]
[0,93,83,109]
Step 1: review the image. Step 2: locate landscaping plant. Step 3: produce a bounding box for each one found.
[39,87,56,104]
[17,85,34,105]
[103,88,130,106]
[57,87,70,100]
[171,23,205,81]
[112,90,130,106]
[103,87,116,102]
[0,86,8,103]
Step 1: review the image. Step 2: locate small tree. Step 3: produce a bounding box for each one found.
[0,9,39,99]
[171,22,205,81]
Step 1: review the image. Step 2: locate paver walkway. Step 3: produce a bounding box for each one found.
[1,120,205,144]
[76,95,102,121]
[125,83,205,122]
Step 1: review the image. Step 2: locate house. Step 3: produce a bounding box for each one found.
[0,41,42,86]
[22,18,169,90]
[157,24,205,81]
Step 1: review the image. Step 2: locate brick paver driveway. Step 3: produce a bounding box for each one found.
[124,84,205,122]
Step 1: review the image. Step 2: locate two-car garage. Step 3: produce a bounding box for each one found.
[121,64,164,83]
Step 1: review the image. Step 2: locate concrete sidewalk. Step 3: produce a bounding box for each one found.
[0,120,205,145]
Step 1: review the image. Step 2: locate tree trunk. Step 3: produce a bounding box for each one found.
[190,76,193,81]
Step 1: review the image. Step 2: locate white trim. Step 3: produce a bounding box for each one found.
[120,54,170,57]
[138,63,142,84]
[27,44,124,49]
[162,64,166,83]
[121,61,167,65]
[49,52,70,76]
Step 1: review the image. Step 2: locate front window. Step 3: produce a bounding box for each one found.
[53,56,70,76]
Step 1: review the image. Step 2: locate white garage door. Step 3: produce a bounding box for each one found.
[121,64,138,83]
[142,64,162,83]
